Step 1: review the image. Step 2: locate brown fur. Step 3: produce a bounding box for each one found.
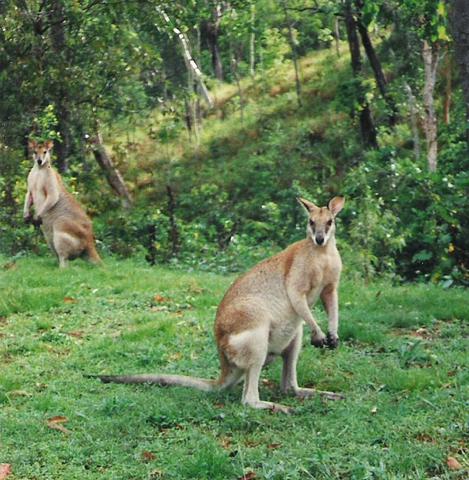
[93,197,346,413]
[24,140,101,267]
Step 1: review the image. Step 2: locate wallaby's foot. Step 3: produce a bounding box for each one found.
[311,331,327,348]
[326,333,339,349]
[58,258,68,268]
[245,400,293,414]
[294,387,344,401]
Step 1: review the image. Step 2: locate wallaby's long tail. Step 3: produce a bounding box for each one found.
[87,374,215,392]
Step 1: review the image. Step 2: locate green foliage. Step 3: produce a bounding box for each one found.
[1,1,468,286]
[30,105,61,143]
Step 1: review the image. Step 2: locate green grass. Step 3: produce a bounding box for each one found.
[0,255,468,479]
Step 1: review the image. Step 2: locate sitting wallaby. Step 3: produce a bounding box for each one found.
[24,139,101,268]
[94,197,345,413]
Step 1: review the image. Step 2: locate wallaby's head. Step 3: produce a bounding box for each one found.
[28,139,53,167]
[298,196,345,247]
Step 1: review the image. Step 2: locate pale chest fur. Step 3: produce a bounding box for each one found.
[305,249,342,304]
[268,245,341,354]
[28,166,59,211]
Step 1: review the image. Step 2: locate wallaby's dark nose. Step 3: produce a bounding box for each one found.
[316,236,324,245]
[37,159,42,166]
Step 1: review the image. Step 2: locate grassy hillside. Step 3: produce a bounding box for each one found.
[106,47,356,201]
[85,44,466,285]
[1,256,467,479]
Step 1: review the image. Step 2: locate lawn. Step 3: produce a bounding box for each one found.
[0,256,467,479]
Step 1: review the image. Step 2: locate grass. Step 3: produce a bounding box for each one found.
[0,255,468,479]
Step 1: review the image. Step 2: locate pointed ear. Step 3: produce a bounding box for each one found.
[297,197,318,213]
[28,139,37,150]
[44,140,54,150]
[328,196,345,216]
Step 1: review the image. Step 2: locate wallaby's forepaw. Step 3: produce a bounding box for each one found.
[311,332,327,348]
[326,333,339,349]
[31,216,42,227]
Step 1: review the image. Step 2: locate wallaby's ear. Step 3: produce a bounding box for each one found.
[28,139,37,150]
[297,197,318,213]
[44,140,54,150]
[328,196,345,216]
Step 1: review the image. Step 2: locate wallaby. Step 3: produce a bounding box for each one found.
[24,139,101,268]
[93,197,345,413]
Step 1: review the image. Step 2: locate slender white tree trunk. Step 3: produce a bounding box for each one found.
[249,3,256,77]
[158,7,213,108]
[334,17,340,57]
[422,40,440,172]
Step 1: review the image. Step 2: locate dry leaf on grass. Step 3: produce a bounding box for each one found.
[63,297,77,304]
[7,390,32,398]
[67,331,84,338]
[153,294,169,303]
[2,262,16,271]
[218,436,232,450]
[46,416,72,434]
[267,443,282,450]
[0,464,12,480]
[446,456,462,470]
[141,451,156,462]
[239,472,256,480]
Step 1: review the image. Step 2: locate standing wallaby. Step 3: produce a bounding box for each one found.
[93,197,345,413]
[24,139,101,268]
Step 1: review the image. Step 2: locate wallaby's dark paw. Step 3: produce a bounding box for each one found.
[326,333,339,349]
[31,216,42,227]
[311,334,327,348]
[23,214,32,224]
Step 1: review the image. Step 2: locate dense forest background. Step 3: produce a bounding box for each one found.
[0,0,468,285]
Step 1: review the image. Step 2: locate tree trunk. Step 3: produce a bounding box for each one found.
[47,0,72,172]
[404,82,421,161]
[450,0,469,144]
[422,40,439,172]
[166,185,180,257]
[249,3,256,76]
[355,4,397,126]
[207,4,223,81]
[91,133,133,209]
[231,54,245,120]
[344,1,378,149]
[282,0,302,107]
[158,7,213,108]
[334,17,341,57]
[443,51,452,125]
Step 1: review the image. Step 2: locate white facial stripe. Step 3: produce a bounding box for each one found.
[307,219,334,246]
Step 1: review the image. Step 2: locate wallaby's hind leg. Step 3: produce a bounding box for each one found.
[281,328,344,401]
[53,230,78,268]
[242,361,292,413]
[281,327,303,394]
[228,327,292,413]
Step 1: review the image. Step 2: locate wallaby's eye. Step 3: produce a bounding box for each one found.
[309,219,315,227]
[327,220,333,226]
